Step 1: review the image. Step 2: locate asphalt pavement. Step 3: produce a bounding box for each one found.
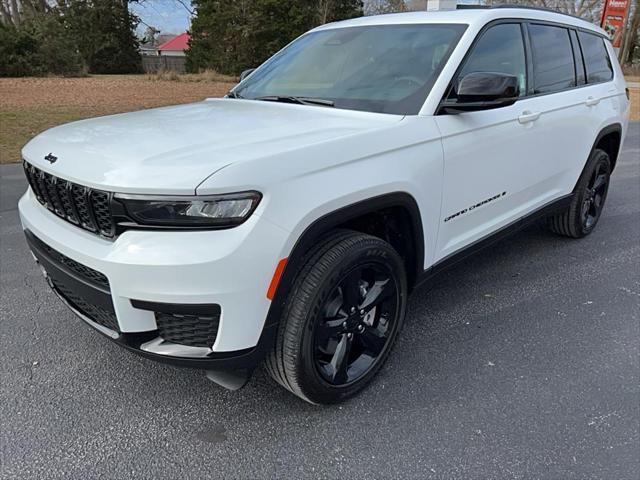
[1,124,638,479]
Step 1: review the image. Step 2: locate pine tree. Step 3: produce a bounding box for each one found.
[187,0,363,75]
[61,0,141,74]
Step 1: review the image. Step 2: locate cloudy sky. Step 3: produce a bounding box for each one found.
[131,0,192,35]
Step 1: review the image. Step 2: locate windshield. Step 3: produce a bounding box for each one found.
[234,24,467,115]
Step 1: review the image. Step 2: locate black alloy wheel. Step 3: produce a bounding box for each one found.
[265,230,407,404]
[581,160,609,231]
[313,263,399,386]
[547,148,611,239]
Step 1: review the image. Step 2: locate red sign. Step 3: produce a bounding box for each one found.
[600,0,631,48]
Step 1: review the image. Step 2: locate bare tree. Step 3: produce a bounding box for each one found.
[365,0,406,15]
[172,0,193,16]
[0,0,22,25]
[486,0,637,65]
[0,2,13,25]
[316,0,333,23]
[1,0,52,26]
[619,2,638,65]
[486,0,602,23]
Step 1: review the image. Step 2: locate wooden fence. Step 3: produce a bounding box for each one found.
[141,56,187,74]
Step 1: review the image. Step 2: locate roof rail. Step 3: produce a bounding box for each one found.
[456,3,585,22]
[455,4,489,9]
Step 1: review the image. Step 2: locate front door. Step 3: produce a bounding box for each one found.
[434,22,537,261]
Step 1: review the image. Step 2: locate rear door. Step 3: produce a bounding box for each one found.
[572,29,619,172]
[511,22,604,203]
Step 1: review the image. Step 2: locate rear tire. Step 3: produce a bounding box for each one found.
[547,148,611,238]
[265,230,407,404]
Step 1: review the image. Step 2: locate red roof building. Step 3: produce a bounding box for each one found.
[157,33,190,57]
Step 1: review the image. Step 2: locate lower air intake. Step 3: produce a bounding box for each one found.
[155,312,220,348]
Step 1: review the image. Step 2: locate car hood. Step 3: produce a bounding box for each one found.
[22,98,401,195]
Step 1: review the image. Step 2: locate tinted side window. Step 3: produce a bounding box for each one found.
[529,24,575,94]
[459,23,527,96]
[570,30,586,85]
[578,31,614,83]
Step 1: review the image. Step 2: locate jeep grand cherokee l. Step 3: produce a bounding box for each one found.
[19,7,630,404]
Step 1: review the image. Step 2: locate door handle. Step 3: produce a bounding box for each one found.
[585,96,600,107]
[518,110,541,124]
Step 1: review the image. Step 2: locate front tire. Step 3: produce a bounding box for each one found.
[547,148,611,238]
[265,231,407,404]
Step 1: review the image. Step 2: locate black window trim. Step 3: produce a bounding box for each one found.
[569,29,587,87]
[528,22,578,95]
[436,17,616,115]
[575,28,615,85]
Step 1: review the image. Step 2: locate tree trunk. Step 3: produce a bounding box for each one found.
[0,1,13,26]
[9,0,20,25]
[619,4,639,66]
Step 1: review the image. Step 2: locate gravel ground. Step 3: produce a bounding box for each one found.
[0,124,638,479]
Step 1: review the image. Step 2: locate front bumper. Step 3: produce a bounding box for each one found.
[19,189,289,368]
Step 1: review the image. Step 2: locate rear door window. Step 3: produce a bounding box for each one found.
[577,31,614,83]
[529,24,576,94]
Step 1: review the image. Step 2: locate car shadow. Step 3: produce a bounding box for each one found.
[97,222,570,412]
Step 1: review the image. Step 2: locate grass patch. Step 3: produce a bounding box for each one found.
[147,69,238,83]
[0,109,87,163]
[0,75,235,164]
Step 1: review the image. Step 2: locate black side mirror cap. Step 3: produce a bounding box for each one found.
[240,68,256,82]
[440,72,520,114]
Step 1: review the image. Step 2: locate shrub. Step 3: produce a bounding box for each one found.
[0,24,44,77]
[0,20,86,77]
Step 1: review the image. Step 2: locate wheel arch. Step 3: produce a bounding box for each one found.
[591,123,623,174]
[263,192,425,329]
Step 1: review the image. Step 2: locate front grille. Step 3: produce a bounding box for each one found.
[156,312,220,348]
[23,161,115,238]
[51,278,120,332]
[25,230,119,334]
[29,234,110,290]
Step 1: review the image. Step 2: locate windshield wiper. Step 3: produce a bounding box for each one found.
[226,91,244,99]
[254,95,334,107]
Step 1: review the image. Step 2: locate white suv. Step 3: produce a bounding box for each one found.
[19,7,630,403]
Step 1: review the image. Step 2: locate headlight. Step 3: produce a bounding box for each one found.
[115,192,261,228]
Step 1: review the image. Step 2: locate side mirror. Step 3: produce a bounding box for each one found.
[240,68,256,82]
[440,72,520,114]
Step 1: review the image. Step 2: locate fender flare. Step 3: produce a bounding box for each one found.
[262,192,425,330]
[572,123,622,192]
[591,123,622,169]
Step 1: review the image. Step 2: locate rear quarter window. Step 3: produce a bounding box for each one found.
[577,31,614,83]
